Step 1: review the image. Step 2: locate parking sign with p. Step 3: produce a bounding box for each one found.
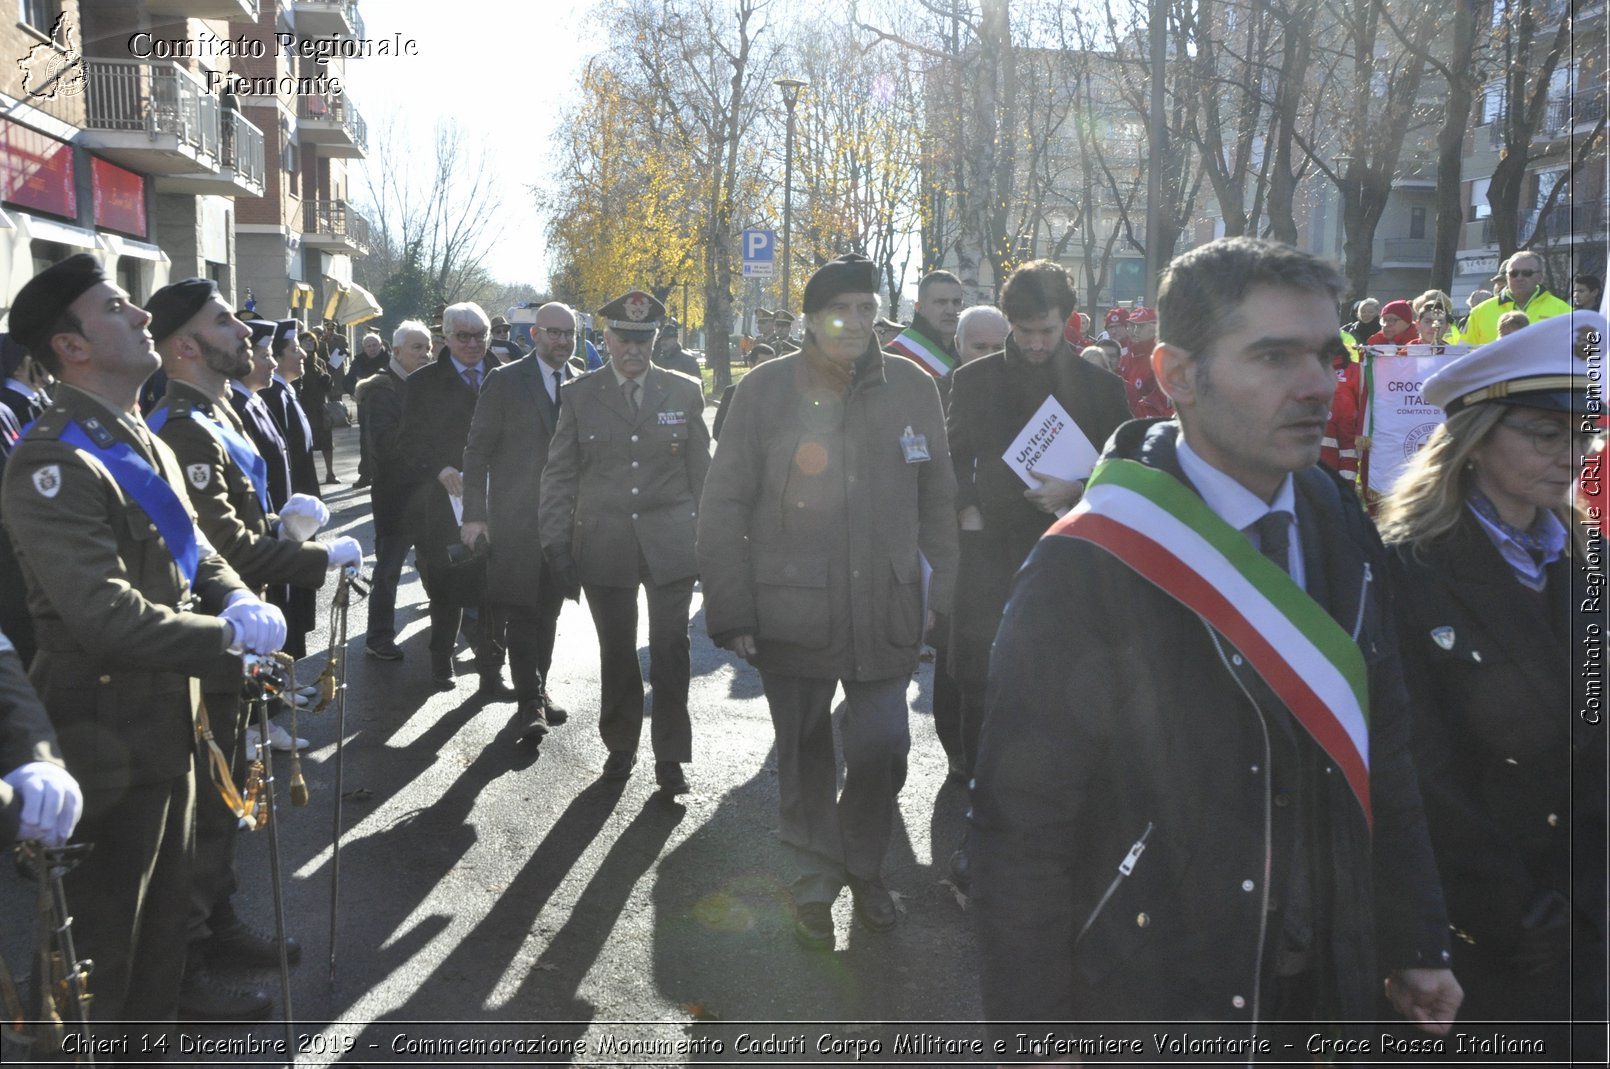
[742,229,775,278]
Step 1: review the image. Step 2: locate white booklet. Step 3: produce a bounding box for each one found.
[1002,395,1100,515]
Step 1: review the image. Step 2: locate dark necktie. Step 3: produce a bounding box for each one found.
[1252,510,1293,575]
[625,380,639,415]
[550,370,563,417]
[464,366,481,394]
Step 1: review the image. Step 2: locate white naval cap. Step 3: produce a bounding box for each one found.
[1422,309,1604,415]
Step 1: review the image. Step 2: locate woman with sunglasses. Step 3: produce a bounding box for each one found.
[1378,312,1605,1053]
[1462,251,1574,345]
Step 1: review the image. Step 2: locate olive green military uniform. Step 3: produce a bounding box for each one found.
[149,379,328,947]
[0,383,248,1034]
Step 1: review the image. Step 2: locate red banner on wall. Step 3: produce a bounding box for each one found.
[91,157,146,238]
[0,117,76,218]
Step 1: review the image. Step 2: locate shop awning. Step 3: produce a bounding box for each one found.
[290,282,316,312]
[324,281,383,327]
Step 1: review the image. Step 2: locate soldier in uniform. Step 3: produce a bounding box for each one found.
[0,254,287,1045]
[1,625,81,848]
[653,317,706,401]
[539,290,710,791]
[766,309,801,354]
[144,278,363,1019]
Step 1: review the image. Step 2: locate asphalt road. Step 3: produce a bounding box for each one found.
[5,420,985,1067]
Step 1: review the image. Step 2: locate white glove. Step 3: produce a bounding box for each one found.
[3,761,83,845]
[326,536,363,571]
[220,597,288,655]
[279,494,330,541]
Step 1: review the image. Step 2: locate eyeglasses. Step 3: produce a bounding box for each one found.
[1507,268,1539,278]
[452,331,488,344]
[1499,417,1601,457]
[540,328,577,339]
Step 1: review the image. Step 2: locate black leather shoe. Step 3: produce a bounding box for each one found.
[541,690,569,725]
[655,760,689,794]
[476,676,516,701]
[205,923,302,968]
[365,640,404,661]
[178,963,272,1020]
[601,750,636,781]
[792,901,835,950]
[431,654,455,692]
[516,701,549,745]
[848,877,897,933]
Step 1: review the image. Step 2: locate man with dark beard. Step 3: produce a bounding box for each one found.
[144,279,361,1019]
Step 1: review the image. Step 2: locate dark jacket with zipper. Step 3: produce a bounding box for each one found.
[970,420,1450,1045]
[1391,512,1606,1022]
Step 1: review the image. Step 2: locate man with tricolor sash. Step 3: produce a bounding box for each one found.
[969,238,1461,1047]
[884,269,964,379]
[0,255,287,1049]
[145,277,363,1021]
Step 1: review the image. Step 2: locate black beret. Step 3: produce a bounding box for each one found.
[247,319,277,346]
[145,277,218,343]
[9,253,107,356]
[802,254,879,315]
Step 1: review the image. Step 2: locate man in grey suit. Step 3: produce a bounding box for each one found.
[539,290,710,792]
[461,302,585,743]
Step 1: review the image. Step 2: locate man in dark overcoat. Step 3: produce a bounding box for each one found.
[539,290,709,792]
[400,302,505,691]
[462,302,586,742]
[945,260,1130,776]
[356,320,434,661]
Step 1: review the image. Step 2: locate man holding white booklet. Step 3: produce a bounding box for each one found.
[970,239,1461,1054]
[944,259,1129,785]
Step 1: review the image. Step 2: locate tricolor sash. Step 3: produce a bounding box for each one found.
[1048,458,1372,828]
[60,420,200,586]
[886,325,955,378]
[147,405,272,514]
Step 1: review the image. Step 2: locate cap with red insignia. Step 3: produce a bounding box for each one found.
[597,290,665,335]
[1104,307,1130,328]
[1128,306,1157,324]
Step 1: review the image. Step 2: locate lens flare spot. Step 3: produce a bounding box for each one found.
[693,892,756,932]
[795,441,829,475]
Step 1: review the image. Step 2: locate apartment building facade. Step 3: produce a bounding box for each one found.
[0,0,368,331]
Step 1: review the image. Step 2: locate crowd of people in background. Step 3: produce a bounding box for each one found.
[0,236,1602,1061]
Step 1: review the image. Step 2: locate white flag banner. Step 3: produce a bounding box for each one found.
[1364,345,1469,497]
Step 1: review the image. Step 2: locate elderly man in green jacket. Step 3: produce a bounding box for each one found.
[697,254,958,951]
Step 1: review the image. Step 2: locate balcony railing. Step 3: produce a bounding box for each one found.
[303,199,369,251]
[83,59,220,165]
[296,94,368,154]
[1523,203,1607,243]
[1489,92,1607,146]
[1383,238,1433,262]
[221,110,266,190]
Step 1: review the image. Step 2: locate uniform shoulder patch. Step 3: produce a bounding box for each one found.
[186,463,211,490]
[31,464,62,498]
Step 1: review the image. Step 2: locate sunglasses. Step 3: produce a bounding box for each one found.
[1507,269,1538,278]
[452,331,488,343]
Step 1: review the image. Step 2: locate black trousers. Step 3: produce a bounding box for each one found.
[582,573,694,761]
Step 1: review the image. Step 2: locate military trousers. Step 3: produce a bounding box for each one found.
[65,769,194,1052]
[582,573,694,762]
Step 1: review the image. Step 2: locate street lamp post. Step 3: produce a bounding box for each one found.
[775,77,807,314]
